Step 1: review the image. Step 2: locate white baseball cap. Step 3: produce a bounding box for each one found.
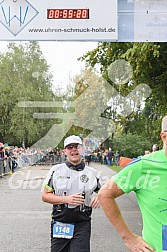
[64,135,83,148]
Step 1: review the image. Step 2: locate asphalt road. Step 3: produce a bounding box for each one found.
[0,163,142,252]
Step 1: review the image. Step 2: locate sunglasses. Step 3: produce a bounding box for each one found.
[65,144,82,150]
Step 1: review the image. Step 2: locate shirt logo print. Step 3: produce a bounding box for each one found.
[80,175,89,183]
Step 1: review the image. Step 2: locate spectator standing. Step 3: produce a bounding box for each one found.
[115,151,120,166]
[107,148,113,166]
[0,143,5,175]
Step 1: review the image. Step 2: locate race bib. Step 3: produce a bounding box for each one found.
[53,221,74,239]
[162,225,167,252]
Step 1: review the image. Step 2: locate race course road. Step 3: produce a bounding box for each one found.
[0,163,142,252]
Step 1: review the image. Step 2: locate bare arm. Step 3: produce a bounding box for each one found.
[42,188,85,206]
[98,178,155,252]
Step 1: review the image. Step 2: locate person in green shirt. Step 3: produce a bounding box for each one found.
[98,115,167,252]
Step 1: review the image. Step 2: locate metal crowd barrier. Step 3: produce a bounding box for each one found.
[16,153,65,168]
[0,158,12,177]
[0,152,65,178]
[0,160,4,177]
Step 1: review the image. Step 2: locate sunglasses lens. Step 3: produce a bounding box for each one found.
[66,145,74,150]
[66,144,81,150]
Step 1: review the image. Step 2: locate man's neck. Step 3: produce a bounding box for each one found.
[68,160,82,166]
[66,160,85,171]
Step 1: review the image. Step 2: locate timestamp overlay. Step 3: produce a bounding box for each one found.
[0,0,118,41]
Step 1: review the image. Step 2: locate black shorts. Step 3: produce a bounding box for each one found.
[51,221,91,252]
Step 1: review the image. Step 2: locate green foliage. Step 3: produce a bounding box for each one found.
[113,132,161,158]
[80,42,167,114]
[1,41,167,152]
[0,42,54,146]
[79,42,167,151]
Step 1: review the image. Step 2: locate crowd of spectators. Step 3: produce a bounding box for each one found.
[0,139,160,178]
[0,144,66,177]
[84,148,120,167]
[0,140,123,177]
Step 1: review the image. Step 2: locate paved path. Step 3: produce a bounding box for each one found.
[0,163,142,252]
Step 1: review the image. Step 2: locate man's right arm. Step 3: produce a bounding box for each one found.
[98,178,155,252]
[42,188,85,206]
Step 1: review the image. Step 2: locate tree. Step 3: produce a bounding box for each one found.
[79,42,167,138]
[0,42,54,146]
[113,132,160,158]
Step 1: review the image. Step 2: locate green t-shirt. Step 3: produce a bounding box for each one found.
[113,150,167,252]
